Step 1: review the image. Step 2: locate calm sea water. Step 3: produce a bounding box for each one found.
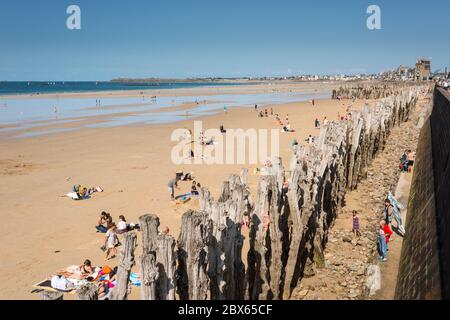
[0,82,330,139]
[0,81,244,95]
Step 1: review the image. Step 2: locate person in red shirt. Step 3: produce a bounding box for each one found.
[381,220,393,244]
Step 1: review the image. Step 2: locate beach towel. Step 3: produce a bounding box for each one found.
[175,193,191,203]
[387,191,406,236]
[65,192,79,200]
[129,273,141,286]
[32,279,75,294]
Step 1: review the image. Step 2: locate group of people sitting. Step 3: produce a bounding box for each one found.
[65,185,103,200]
[95,211,140,260]
[168,171,200,201]
[399,150,415,173]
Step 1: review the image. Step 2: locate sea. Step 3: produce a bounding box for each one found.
[0,81,330,139]
[0,81,242,96]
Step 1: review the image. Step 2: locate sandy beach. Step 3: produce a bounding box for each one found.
[0,81,369,299]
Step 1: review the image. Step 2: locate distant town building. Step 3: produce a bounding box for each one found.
[415,58,431,81]
[396,65,415,80]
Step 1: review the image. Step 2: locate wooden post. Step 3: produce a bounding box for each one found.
[139,214,177,300]
[139,214,160,300]
[177,210,211,300]
[155,234,177,300]
[76,283,98,300]
[40,291,64,300]
[140,252,159,300]
[110,231,137,300]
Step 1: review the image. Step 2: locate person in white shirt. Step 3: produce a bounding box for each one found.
[116,215,128,234]
[104,224,119,261]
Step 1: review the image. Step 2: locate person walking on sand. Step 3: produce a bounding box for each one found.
[315,118,320,128]
[224,105,228,114]
[168,175,180,200]
[104,223,119,261]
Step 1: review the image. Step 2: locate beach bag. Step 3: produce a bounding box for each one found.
[101,265,113,275]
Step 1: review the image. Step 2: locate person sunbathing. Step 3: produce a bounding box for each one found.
[80,259,95,275]
[97,267,118,300]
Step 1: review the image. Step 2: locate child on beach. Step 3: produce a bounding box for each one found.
[352,210,361,241]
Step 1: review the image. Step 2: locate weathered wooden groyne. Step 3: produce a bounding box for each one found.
[73,84,424,301]
[332,83,424,100]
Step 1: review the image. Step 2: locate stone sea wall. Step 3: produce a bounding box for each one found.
[396,87,450,300]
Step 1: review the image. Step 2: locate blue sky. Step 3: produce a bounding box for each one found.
[0,0,449,80]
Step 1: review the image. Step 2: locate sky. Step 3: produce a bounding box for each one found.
[0,0,449,81]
